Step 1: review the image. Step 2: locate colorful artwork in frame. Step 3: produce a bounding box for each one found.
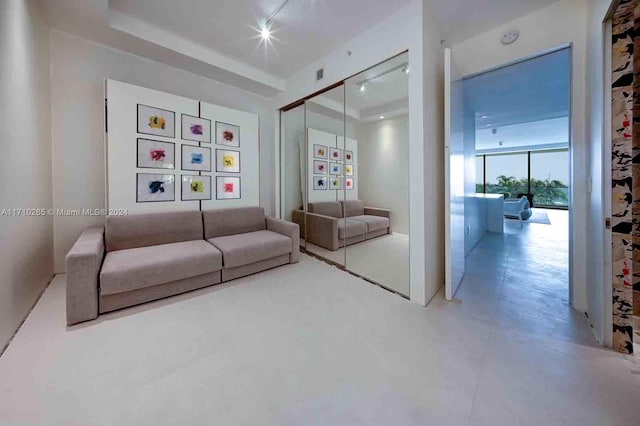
[329,177,341,190]
[181,175,211,201]
[344,150,354,163]
[215,121,240,147]
[329,162,342,176]
[137,104,175,138]
[345,164,354,176]
[136,173,175,202]
[216,176,241,199]
[345,177,354,190]
[216,149,240,173]
[314,160,327,175]
[181,145,211,172]
[181,114,211,143]
[137,138,175,169]
[329,147,342,161]
[313,176,328,190]
[314,144,328,159]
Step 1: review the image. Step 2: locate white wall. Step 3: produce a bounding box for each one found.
[0,0,54,350]
[50,30,276,272]
[356,115,410,234]
[463,95,486,255]
[275,0,445,305]
[586,0,614,346]
[451,0,589,312]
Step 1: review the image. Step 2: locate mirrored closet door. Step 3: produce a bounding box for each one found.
[302,85,347,267]
[343,53,410,297]
[280,52,410,297]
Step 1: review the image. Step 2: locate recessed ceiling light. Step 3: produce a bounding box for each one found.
[379,116,385,119]
[359,83,367,93]
[481,115,488,119]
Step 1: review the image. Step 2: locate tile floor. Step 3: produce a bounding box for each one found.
[0,209,638,425]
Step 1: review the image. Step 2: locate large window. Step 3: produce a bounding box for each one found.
[476,148,569,208]
[476,156,484,193]
[485,152,528,199]
[530,150,569,207]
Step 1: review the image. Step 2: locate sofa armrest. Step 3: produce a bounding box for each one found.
[291,210,306,239]
[364,207,391,218]
[305,212,339,251]
[65,227,105,325]
[266,217,300,264]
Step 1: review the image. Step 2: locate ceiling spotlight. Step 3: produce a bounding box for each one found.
[260,26,271,40]
[401,65,410,74]
[379,116,385,120]
[481,115,488,119]
[359,83,367,93]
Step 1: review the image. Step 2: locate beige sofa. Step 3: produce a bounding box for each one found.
[292,200,390,251]
[65,207,299,325]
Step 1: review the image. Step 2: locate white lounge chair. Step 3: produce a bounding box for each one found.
[503,196,530,228]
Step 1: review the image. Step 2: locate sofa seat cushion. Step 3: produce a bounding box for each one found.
[208,230,291,269]
[338,218,367,239]
[350,215,390,233]
[100,240,222,296]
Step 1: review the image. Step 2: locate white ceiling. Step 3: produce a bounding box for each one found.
[42,0,563,99]
[464,47,570,129]
[426,0,561,44]
[475,117,569,153]
[108,0,414,79]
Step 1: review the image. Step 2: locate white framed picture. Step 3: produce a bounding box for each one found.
[181,114,211,143]
[137,104,175,138]
[136,173,175,202]
[345,177,354,190]
[216,176,241,199]
[314,144,328,159]
[313,176,328,190]
[137,138,175,169]
[314,160,327,175]
[345,164,354,176]
[215,121,240,147]
[345,150,354,163]
[329,177,341,190]
[329,162,342,176]
[329,147,342,162]
[181,145,211,172]
[216,149,240,173]
[181,175,212,201]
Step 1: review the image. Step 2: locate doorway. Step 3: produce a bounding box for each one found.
[445,47,573,315]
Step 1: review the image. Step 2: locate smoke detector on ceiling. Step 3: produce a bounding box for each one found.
[501,30,519,45]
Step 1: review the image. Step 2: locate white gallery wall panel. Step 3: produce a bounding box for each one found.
[106,79,259,213]
[200,102,260,209]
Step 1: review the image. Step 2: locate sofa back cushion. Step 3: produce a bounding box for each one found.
[308,202,343,218]
[342,200,365,217]
[105,210,203,252]
[203,207,266,239]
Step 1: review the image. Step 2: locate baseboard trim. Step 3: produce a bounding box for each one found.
[0,273,55,358]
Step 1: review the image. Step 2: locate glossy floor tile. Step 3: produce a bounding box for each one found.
[0,210,638,425]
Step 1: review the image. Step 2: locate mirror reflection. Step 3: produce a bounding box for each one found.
[280,52,409,296]
[343,53,410,296]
